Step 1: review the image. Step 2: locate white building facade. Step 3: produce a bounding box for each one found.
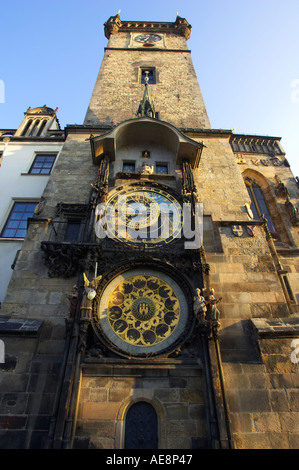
[0,106,64,306]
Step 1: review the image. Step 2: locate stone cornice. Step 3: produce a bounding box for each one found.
[104,14,192,39]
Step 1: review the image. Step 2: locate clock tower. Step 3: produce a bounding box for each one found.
[49,13,216,449]
[84,13,211,129]
[3,11,298,451]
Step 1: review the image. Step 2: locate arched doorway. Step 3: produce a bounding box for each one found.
[124,401,158,449]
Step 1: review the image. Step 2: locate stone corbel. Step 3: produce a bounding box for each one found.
[285,196,299,226]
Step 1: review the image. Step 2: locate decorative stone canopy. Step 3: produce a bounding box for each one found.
[25,105,58,116]
[90,117,204,168]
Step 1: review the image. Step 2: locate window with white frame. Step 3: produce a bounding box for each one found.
[1,202,37,239]
[29,154,57,175]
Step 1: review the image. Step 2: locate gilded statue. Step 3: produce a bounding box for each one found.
[80,273,102,320]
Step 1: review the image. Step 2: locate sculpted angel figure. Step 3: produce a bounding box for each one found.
[140,162,154,175]
[193,288,207,324]
[80,272,102,320]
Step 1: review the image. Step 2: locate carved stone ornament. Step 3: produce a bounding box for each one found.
[41,242,99,278]
[66,285,78,318]
[275,176,289,197]
[272,158,282,166]
[285,196,299,226]
[236,155,246,164]
[232,225,243,237]
[247,225,257,237]
[55,203,88,217]
[104,13,122,39]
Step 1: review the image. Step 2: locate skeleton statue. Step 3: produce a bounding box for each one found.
[90,155,110,205]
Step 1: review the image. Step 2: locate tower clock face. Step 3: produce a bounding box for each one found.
[105,186,182,248]
[134,34,162,44]
[93,269,191,358]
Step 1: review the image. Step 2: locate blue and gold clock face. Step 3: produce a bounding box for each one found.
[95,269,190,358]
[107,274,180,348]
[106,186,182,248]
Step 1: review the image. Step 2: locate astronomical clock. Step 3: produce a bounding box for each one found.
[105,184,182,248]
[91,183,195,358]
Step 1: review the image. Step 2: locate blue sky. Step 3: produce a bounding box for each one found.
[1,0,299,175]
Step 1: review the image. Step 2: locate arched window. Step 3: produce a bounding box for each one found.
[245,177,278,238]
[36,119,47,136]
[21,119,33,136]
[29,120,40,136]
[124,401,158,449]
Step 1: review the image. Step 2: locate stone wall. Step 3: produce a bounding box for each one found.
[74,360,207,449]
[0,318,65,448]
[84,39,210,129]
[222,319,299,449]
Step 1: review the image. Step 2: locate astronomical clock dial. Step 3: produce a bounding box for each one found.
[106,186,182,248]
[134,34,162,44]
[93,269,191,358]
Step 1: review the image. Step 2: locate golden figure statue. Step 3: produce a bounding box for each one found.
[80,272,102,320]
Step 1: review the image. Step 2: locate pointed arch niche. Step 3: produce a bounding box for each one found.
[242,169,291,245]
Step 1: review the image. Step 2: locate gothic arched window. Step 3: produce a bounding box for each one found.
[245,178,278,238]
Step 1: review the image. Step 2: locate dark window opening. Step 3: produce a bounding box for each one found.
[246,182,277,237]
[64,219,81,242]
[123,162,136,173]
[141,68,156,84]
[155,164,168,175]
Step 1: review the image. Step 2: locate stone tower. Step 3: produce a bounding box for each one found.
[84,14,211,129]
[0,14,298,451]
